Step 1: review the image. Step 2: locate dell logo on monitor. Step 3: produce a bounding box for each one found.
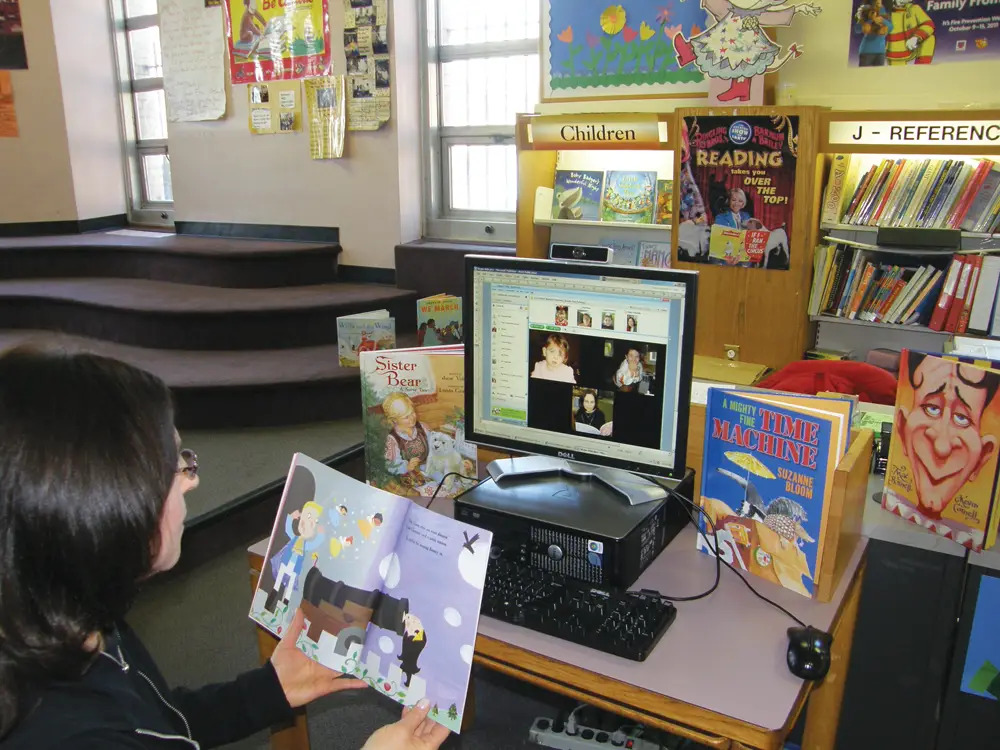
[557,451,575,459]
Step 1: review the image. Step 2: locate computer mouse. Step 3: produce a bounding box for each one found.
[786,625,832,680]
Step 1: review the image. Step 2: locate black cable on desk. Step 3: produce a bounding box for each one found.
[423,472,483,508]
[660,486,806,628]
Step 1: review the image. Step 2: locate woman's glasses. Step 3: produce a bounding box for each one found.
[178,448,198,478]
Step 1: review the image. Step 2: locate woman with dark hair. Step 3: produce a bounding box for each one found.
[574,390,606,431]
[0,347,448,750]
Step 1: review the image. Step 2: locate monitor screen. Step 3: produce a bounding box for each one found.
[465,255,698,480]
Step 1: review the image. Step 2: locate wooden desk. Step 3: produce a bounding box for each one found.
[248,507,866,750]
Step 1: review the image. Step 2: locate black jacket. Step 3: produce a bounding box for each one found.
[2,622,294,749]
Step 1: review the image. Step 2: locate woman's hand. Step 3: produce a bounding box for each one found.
[362,699,451,750]
[270,608,366,708]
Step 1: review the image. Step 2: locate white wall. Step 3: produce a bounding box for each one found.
[168,4,421,269]
[51,2,127,220]
[0,1,76,223]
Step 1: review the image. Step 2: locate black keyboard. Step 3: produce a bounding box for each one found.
[481,557,676,661]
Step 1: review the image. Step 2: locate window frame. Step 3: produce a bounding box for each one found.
[419,0,539,244]
[108,0,173,226]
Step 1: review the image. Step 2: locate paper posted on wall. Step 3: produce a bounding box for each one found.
[343,0,390,130]
[304,75,346,159]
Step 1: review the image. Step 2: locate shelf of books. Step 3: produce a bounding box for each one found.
[809,110,1000,359]
[516,112,674,269]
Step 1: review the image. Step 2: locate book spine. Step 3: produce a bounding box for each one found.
[902,160,942,228]
[870,161,904,225]
[858,160,895,225]
[882,161,917,227]
[904,270,946,326]
[890,160,928,228]
[919,160,957,228]
[842,166,876,224]
[848,263,876,319]
[944,256,973,333]
[928,256,963,331]
[951,160,993,228]
[935,163,973,228]
[877,274,907,323]
[957,255,984,335]
[848,161,887,225]
[820,155,851,226]
[836,251,865,317]
[867,265,899,321]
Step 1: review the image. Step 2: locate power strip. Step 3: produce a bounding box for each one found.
[528,717,660,750]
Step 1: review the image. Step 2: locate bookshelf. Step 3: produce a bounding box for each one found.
[810,109,1000,359]
[515,107,826,371]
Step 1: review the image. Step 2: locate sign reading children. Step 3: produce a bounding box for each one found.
[678,115,798,270]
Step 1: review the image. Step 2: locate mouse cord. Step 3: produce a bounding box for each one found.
[665,488,807,628]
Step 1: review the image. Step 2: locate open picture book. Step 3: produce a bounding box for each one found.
[249,453,492,732]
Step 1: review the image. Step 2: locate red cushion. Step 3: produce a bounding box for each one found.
[756,360,899,405]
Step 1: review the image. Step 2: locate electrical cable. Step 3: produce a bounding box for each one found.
[422,471,482,509]
[663,486,807,628]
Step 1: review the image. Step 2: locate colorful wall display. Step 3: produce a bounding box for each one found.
[247,79,302,134]
[343,0,390,131]
[223,0,331,83]
[305,74,346,158]
[677,115,798,270]
[543,0,710,99]
[848,0,1000,66]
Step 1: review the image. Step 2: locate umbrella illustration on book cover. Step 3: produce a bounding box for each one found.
[717,451,813,545]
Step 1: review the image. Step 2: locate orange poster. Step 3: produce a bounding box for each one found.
[0,71,17,137]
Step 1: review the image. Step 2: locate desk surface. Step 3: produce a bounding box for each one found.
[249,500,866,736]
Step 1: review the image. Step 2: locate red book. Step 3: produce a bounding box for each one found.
[928,256,964,331]
[872,161,906,225]
[950,160,996,229]
[957,255,984,334]
[945,257,974,333]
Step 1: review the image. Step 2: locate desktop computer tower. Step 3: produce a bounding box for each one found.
[455,469,694,590]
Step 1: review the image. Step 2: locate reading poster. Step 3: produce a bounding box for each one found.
[678,115,797,270]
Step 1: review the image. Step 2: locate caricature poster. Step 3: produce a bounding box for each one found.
[223,0,331,82]
[848,0,1000,66]
[882,350,1000,552]
[677,115,797,270]
[250,454,491,733]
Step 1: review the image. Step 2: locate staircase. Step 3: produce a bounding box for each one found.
[0,232,418,428]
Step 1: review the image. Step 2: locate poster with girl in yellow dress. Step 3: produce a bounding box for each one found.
[223,0,330,82]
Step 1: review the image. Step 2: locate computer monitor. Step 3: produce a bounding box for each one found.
[464,255,698,491]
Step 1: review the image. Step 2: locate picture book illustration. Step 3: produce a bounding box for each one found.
[961,575,1000,700]
[601,170,656,224]
[552,170,604,221]
[416,295,463,346]
[360,346,478,500]
[882,350,1000,552]
[696,389,848,597]
[670,0,820,104]
[337,310,396,368]
[249,454,493,733]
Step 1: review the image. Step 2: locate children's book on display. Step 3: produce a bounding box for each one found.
[416,294,463,346]
[360,345,478,500]
[337,309,396,368]
[600,170,657,224]
[249,454,491,733]
[697,388,852,598]
[882,349,1000,552]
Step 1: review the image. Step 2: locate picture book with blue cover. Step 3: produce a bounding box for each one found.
[696,388,850,598]
[551,169,604,221]
[600,170,656,224]
[249,454,492,733]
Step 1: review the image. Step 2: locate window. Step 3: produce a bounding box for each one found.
[110,0,172,224]
[421,0,540,243]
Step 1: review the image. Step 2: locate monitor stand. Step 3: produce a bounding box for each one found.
[486,455,668,506]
